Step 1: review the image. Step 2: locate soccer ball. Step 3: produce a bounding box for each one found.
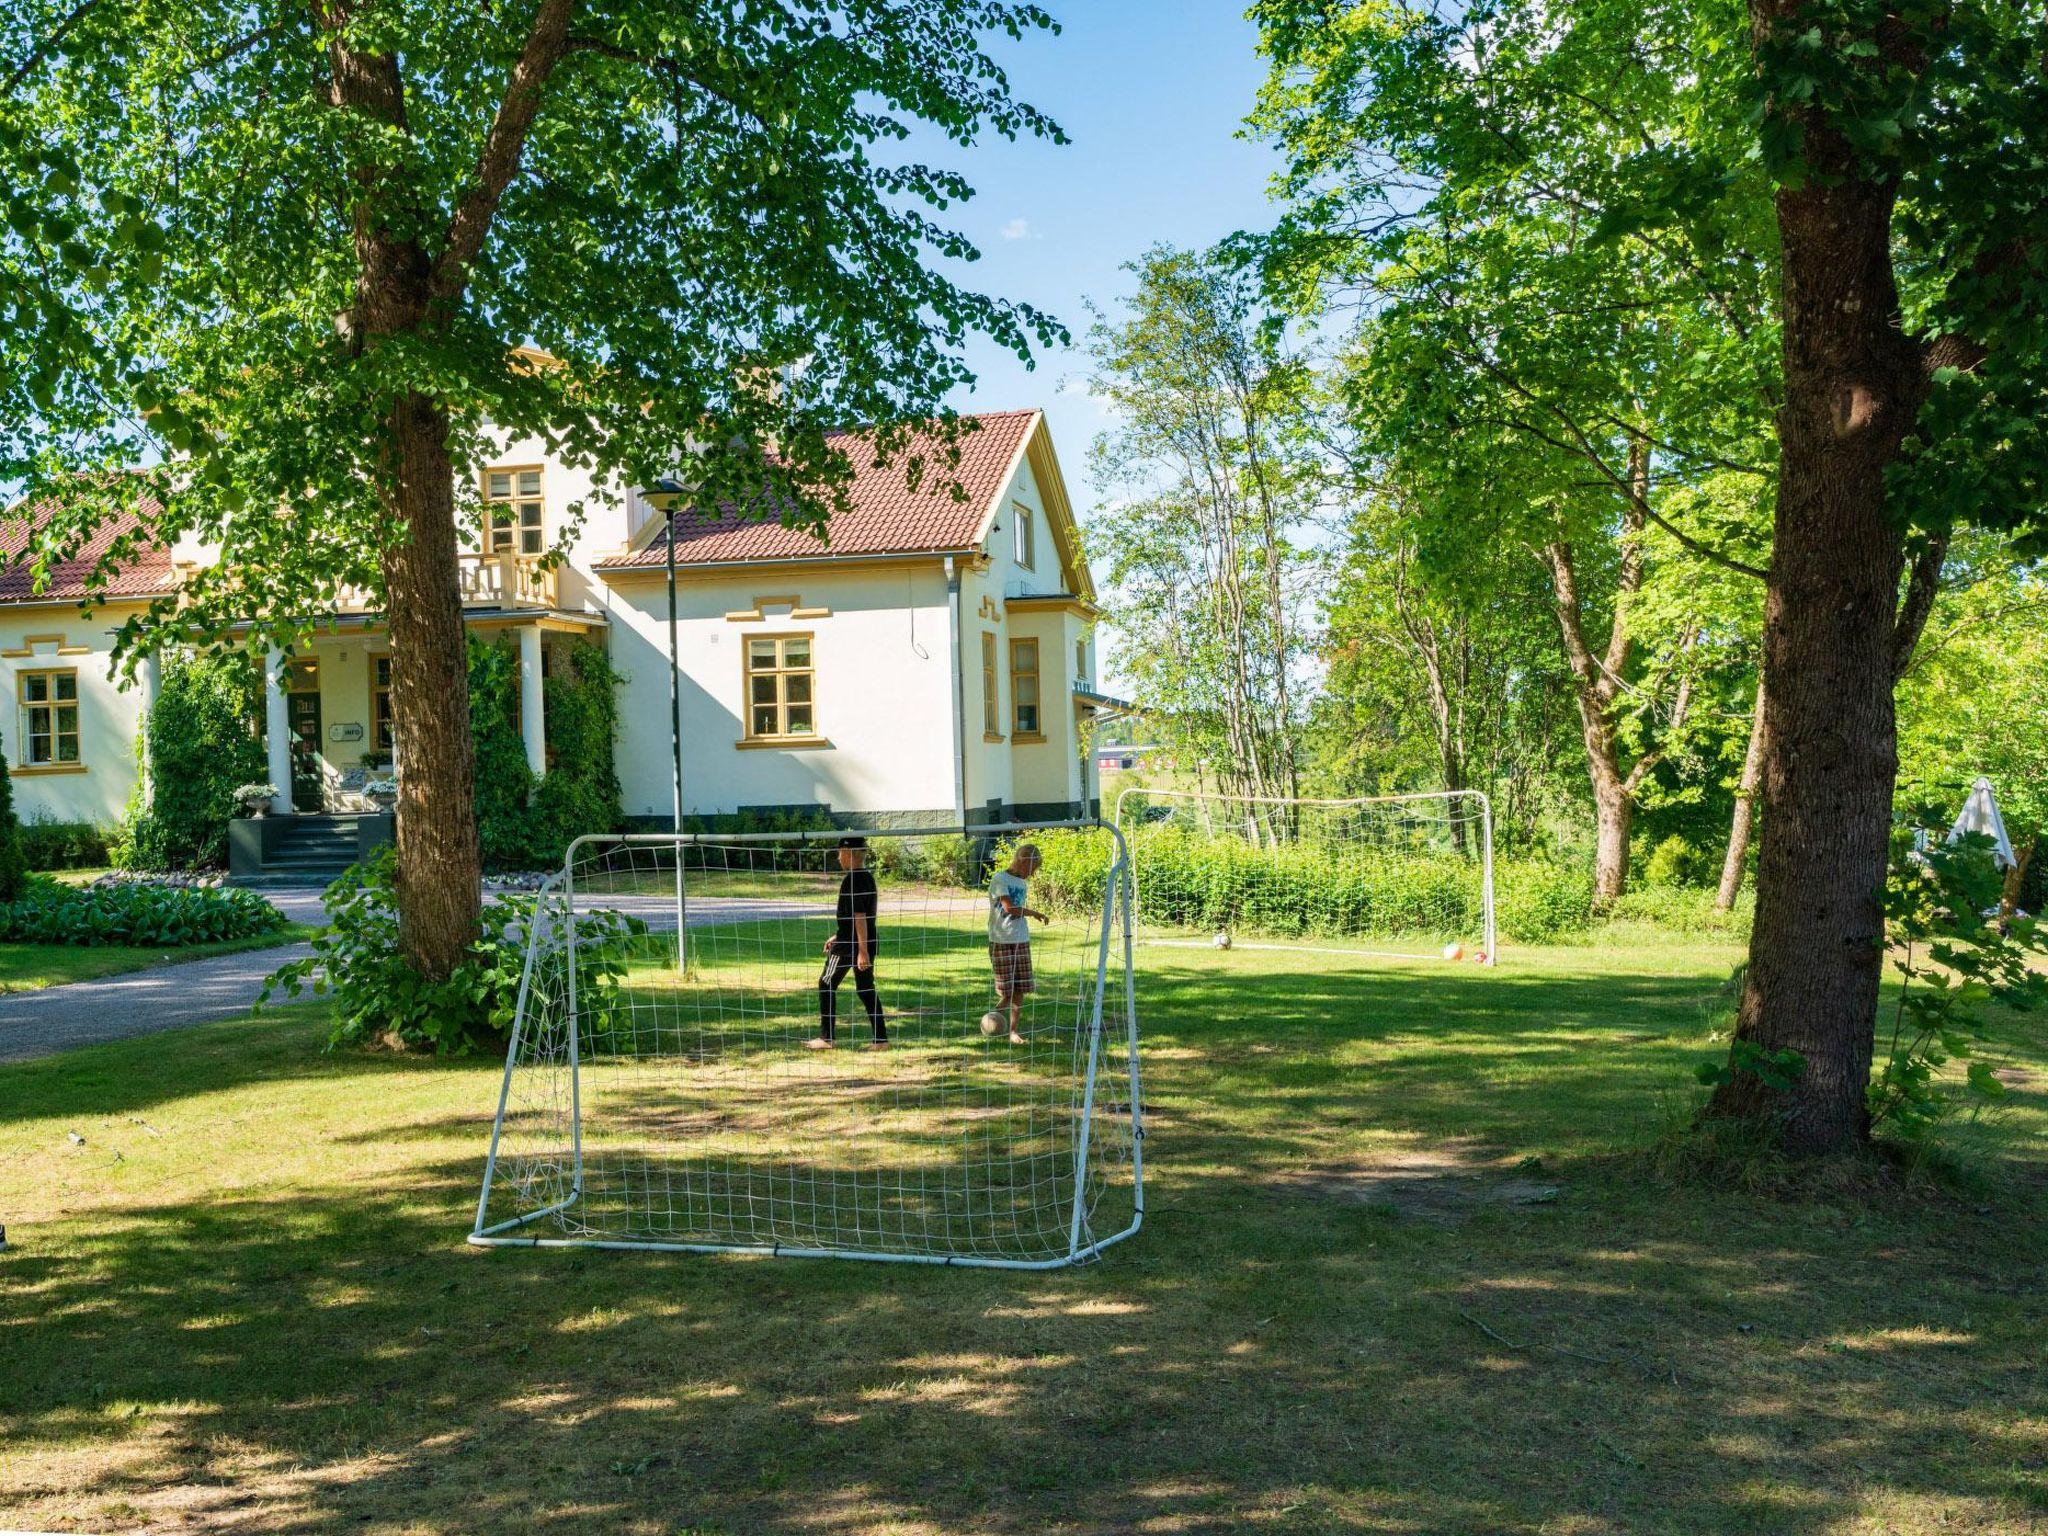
[1442,942,1465,962]
[1213,931,1233,950]
[980,1010,1005,1037]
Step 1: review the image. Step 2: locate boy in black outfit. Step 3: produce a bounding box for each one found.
[810,835,886,1049]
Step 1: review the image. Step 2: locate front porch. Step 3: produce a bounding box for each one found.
[255,610,604,817]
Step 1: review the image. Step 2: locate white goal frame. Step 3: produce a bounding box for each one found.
[470,821,1146,1269]
[1114,787,1498,966]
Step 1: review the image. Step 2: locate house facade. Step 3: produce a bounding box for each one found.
[0,409,1111,840]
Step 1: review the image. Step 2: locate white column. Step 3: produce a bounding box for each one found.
[137,651,163,802]
[263,646,295,815]
[518,625,547,782]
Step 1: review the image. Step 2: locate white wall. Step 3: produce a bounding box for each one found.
[0,606,149,826]
[598,563,959,820]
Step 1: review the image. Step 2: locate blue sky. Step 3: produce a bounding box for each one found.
[907,4,1280,514]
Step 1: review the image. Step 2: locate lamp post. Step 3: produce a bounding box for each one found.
[644,475,689,967]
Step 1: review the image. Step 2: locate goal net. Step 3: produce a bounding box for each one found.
[471,823,1144,1268]
[1114,789,1497,965]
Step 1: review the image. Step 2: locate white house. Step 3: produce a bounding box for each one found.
[0,409,1115,846]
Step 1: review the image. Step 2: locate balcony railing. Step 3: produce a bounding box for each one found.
[329,551,555,614]
[457,550,554,608]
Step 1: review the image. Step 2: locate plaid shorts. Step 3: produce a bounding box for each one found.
[989,941,1035,1002]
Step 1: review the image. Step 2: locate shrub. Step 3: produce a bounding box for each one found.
[122,652,267,870]
[866,832,977,889]
[17,818,114,872]
[1643,834,1710,890]
[469,638,538,870]
[263,849,645,1055]
[0,878,287,947]
[1492,861,1596,943]
[0,750,24,901]
[1602,885,1753,937]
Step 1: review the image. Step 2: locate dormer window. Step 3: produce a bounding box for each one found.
[484,468,544,555]
[1013,501,1035,570]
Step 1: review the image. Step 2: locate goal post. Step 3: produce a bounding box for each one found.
[471,821,1144,1269]
[1114,788,1498,965]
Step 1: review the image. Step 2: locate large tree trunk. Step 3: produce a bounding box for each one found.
[1591,766,1633,906]
[384,395,482,979]
[2003,833,2037,921]
[1716,674,1767,911]
[1706,77,1926,1151]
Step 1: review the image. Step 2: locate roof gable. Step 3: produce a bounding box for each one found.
[599,410,1041,572]
[0,495,175,606]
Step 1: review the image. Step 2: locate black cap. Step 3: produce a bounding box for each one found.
[837,835,869,850]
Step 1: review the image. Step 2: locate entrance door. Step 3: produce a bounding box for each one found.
[287,660,323,810]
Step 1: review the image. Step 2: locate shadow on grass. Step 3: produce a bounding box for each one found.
[2,957,2045,1533]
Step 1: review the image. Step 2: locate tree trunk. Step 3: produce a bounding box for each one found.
[384,395,482,979]
[2002,833,2037,921]
[1706,64,1926,1151]
[1716,673,1767,910]
[1592,767,1633,907]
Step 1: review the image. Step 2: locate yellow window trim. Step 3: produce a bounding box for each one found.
[983,731,1006,744]
[11,762,88,776]
[741,630,818,743]
[734,736,832,752]
[480,463,546,556]
[1012,732,1048,745]
[1,632,91,658]
[724,595,832,622]
[1008,635,1041,740]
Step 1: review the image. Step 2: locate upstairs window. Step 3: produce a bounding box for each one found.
[1076,639,1088,681]
[19,669,80,766]
[372,656,395,755]
[981,632,1000,738]
[484,468,544,555]
[1010,638,1041,739]
[1012,501,1035,570]
[746,635,816,740]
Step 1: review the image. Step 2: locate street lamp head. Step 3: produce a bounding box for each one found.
[644,476,688,515]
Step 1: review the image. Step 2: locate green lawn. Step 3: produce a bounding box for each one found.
[2,937,2044,1534]
[0,923,315,994]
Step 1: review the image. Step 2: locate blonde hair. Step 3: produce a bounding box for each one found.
[1012,841,1041,864]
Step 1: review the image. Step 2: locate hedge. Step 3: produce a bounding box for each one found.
[0,878,288,947]
[18,819,114,872]
[1016,825,1598,945]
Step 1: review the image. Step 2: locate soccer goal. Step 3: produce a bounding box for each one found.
[471,822,1144,1268]
[1113,788,1497,965]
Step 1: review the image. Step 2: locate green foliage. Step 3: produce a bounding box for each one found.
[261,850,645,1056]
[1696,1037,1808,1095]
[1022,824,1591,945]
[1643,835,1710,890]
[120,652,267,871]
[0,750,25,902]
[0,877,286,947]
[16,819,114,872]
[530,640,625,869]
[468,639,537,872]
[866,834,978,891]
[1870,829,2048,1142]
[470,638,625,872]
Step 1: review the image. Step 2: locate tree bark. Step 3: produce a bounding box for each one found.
[2002,833,2037,921]
[384,396,483,977]
[1706,29,1928,1150]
[1716,673,1767,910]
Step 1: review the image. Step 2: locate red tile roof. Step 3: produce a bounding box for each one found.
[598,410,1039,570]
[0,493,177,605]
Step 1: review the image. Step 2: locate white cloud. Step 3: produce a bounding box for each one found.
[1000,217,1034,241]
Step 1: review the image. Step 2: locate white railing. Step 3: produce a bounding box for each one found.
[456,550,554,608]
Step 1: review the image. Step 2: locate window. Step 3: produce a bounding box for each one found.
[19,669,80,766]
[745,634,816,740]
[1076,639,1088,681]
[1010,638,1041,739]
[1012,501,1035,570]
[372,656,395,755]
[981,632,1000,738]
[484,468,544,555]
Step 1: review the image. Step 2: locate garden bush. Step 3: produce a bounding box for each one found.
[263,849,644,1055]
[0,877,287,947]
[121,652,267,871]
[0,749,25,902]
[866,832,977,890]
[1643,834,1711,889]
[1601,885,1753,937]
[17,818,113,872]
[1014,824,1589,943]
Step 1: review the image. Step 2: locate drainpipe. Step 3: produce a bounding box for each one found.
[945,556,967,827]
